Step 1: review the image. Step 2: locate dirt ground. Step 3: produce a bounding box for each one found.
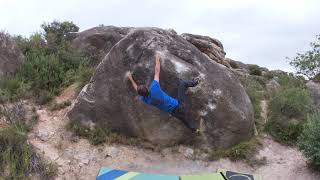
[28,85,320,180]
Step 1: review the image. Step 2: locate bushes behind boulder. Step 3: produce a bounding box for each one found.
[1,21,93,104]
[266,87,312,144]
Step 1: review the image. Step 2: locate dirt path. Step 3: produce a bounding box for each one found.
[28,86,320,180]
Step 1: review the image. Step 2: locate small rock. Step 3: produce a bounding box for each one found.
[37,130,52,141]
[105,147,119,158]
[179,146,194,159]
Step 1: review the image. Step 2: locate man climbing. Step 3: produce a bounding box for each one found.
[127,52,199,133]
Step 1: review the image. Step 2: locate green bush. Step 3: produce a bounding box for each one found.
[209,138,261,161]
[277,73,306,90]
[248,64,262,76]
[0,122,57,179]
[240,76,266,131]
[266,87,312,144]
[5,21,92,104]
[0,76,29,102]
[298,112,320,168]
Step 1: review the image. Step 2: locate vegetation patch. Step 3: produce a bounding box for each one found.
[50,101,71,111]
[0,21,93,105]
[248,64,263,76]
[298,112,320,169]
[0,122,57,179]
[209,137,264,166]
[240,75,267,132]
[266,86,312,145]
[67,120,141,146]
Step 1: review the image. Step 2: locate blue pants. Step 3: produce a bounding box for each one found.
[171,80,197,130]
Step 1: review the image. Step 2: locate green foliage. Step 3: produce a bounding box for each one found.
[5,20,92,104]
[240,76,266,131]
[289,34,320,79]
[67,120,140,146]
[0,122,57,179]
[266,87,312,144]
[210,138,261,161]
[49,101,71,111]
[298,112,320,168]
[248,64,262,76]
[0,76,29,102]
[277,73,306,89]
[76,65,94,91]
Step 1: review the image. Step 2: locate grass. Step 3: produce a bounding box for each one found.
[240,75,267,132]
[49,101,71,111]
[0,122,57,179]
[266,73,312,145]
[208,137,264,166]
[66,120,141,146]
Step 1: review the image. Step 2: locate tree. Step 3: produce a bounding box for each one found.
[289,35,320,80]
[41,21,79,53]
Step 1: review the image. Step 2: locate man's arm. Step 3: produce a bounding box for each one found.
[154,53,160,82]
[126,72,138,91]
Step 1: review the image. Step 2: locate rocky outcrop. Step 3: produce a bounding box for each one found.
[72,26,131,65]
[181,33,231,68]
[0,32,24,75]
[266,79,281,96]
[68,27,255,149]
[306,81,320,108]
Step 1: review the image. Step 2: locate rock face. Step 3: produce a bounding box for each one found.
[0,32,24,75]
[306,81,320,108]
[181,33,230,68]
[68,27,254,149]
[72,26,131,65]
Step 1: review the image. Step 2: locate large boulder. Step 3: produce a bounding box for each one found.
[72,26,131,65]
[0,32,24,75]
[306,81,320,108]
[181,33,230,68]
[68,28,254,149]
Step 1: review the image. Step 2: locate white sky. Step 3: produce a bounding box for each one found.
[1,0,319,71]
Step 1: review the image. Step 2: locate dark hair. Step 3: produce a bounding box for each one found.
[137,85,149,97]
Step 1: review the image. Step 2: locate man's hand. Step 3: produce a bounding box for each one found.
[126,71,132,80]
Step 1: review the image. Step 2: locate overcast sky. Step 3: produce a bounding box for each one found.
[1,0,319,71]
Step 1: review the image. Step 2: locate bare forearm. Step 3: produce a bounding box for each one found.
[129,76,138,91]
[154,53,160,81]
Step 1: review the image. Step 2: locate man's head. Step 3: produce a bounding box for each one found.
[137,85,149,97]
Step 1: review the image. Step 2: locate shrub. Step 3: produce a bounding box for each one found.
[248,64,262,76]
[76,65,94,91]
[7,21,92,105]
[49,101,71,111]
[298,112,320,168]
[67,120,140,146]
[0,76,29,102]
[209,138,262,163]
[277,73,306,90]
[240,76,266,131]
[266,87,312,144]
[0,122,57,179]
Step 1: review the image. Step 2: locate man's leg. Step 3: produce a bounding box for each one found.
[173,80,198,131]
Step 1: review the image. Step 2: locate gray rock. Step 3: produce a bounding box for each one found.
[0,32,24,75]
[72,26,131,66]
[181,33,230,68]
[266,79,281,95]
[68,27,254,149]
[306,81,320,108]
[179,146,194,159]
[105,146,120,158]
[226,58,248,71]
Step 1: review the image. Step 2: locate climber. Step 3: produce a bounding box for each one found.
[127,52,200,133]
